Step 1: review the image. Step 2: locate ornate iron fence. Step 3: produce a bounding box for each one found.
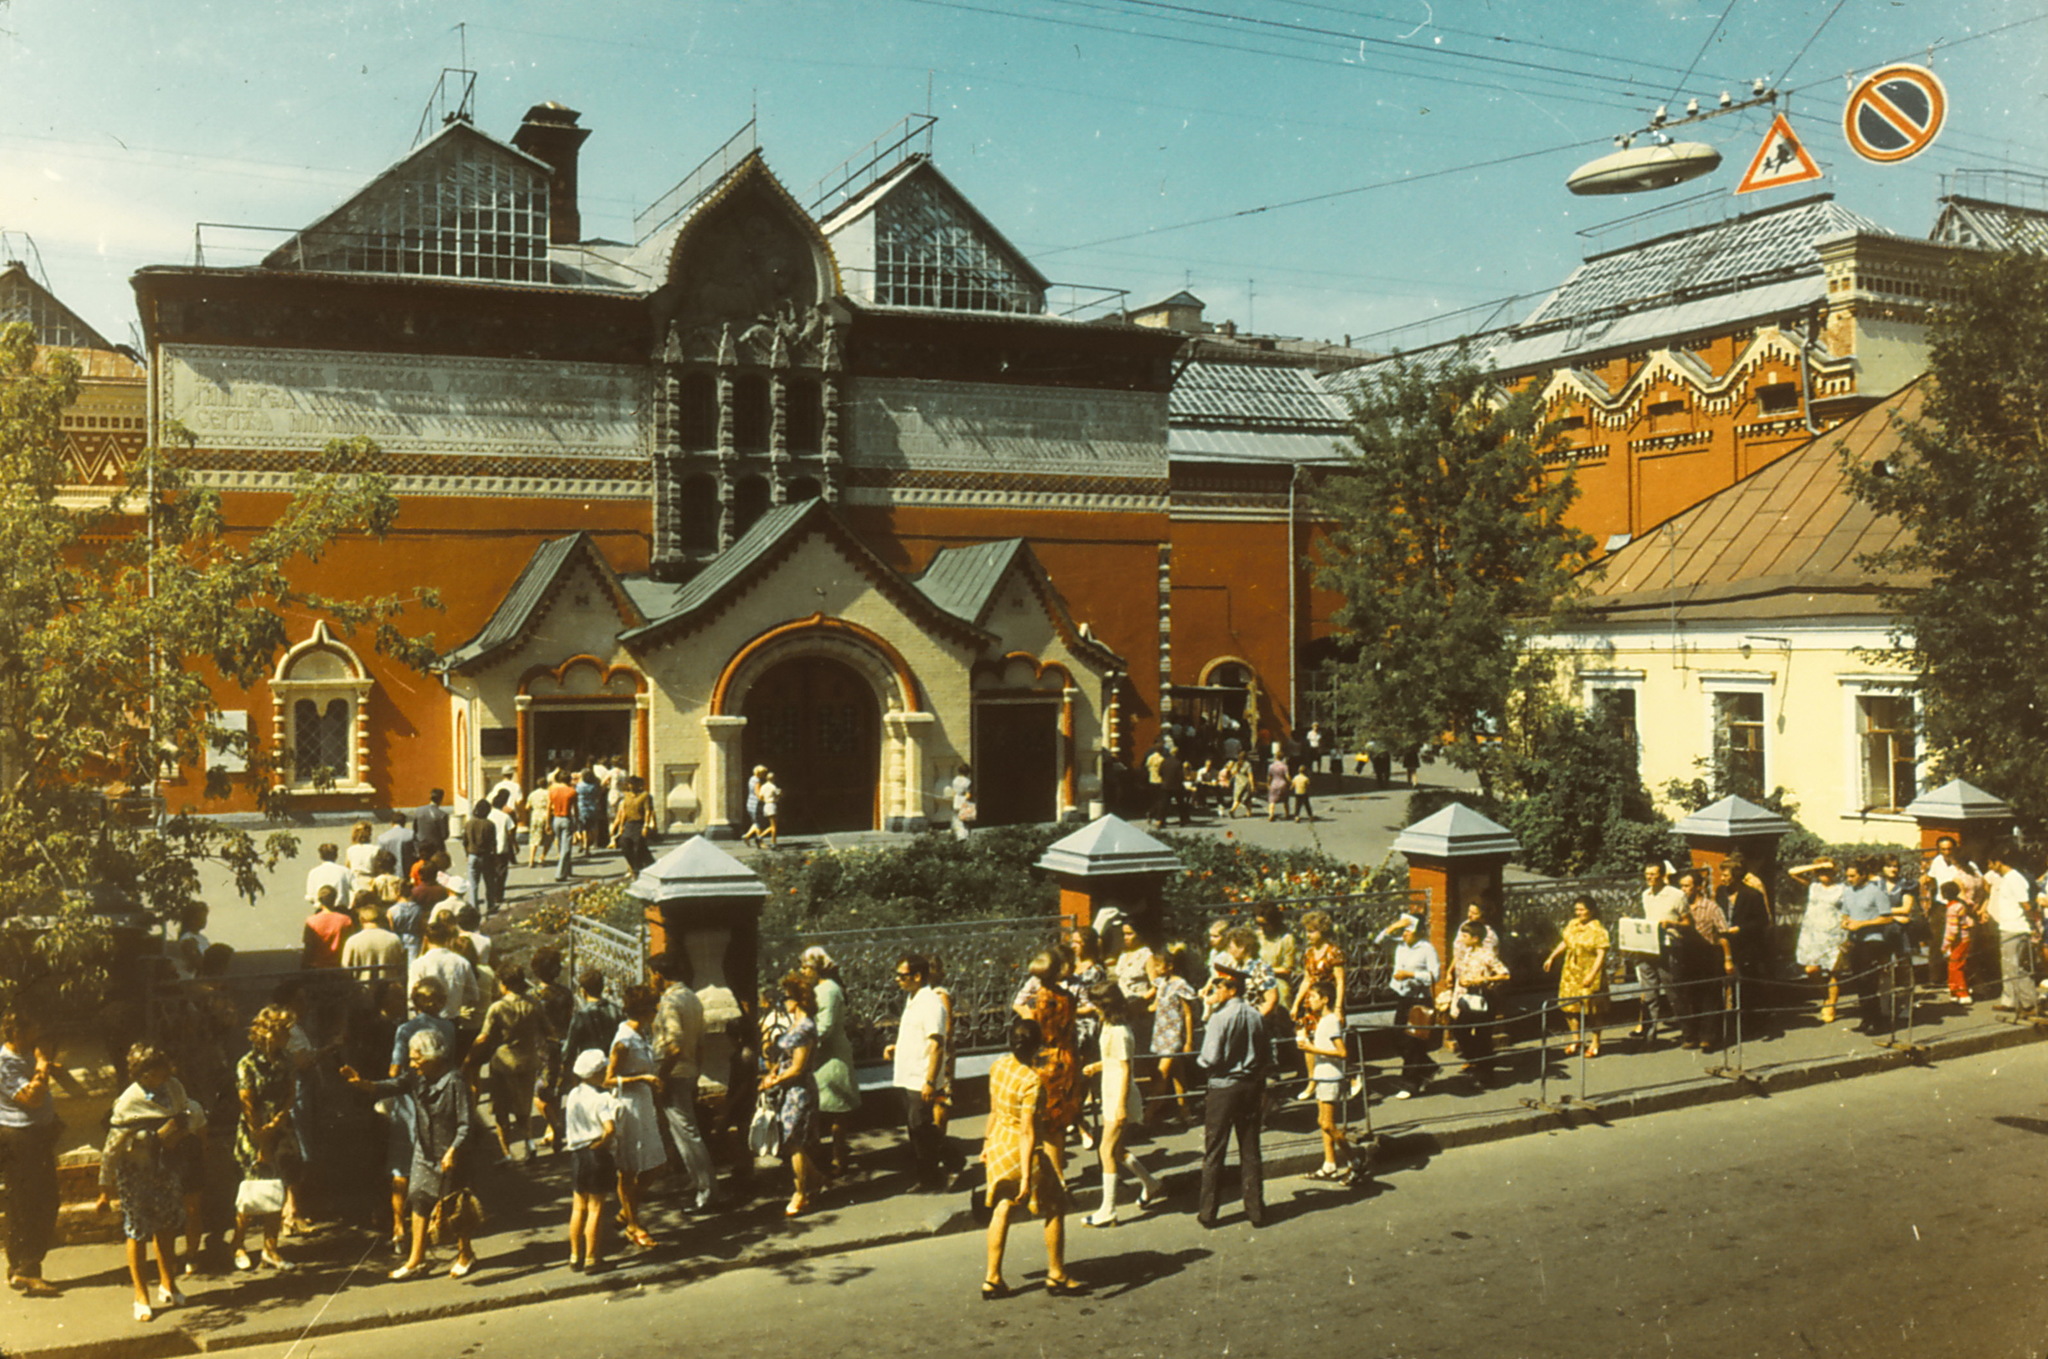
[760,915,1070,1064]
[1159,888,1431,1009]
[568,914,648,1002]
[1496,873,1640,990]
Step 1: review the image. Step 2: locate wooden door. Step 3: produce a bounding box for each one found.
[741,657,880,834]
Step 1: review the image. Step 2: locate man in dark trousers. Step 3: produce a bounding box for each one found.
[1157,745,1189,827]
[1716,857,1776,1038]
[1196,966,1270,1228]
[412,788,451,865]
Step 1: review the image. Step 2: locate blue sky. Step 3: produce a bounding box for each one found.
[4,1,2043,348]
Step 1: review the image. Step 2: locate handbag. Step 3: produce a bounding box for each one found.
[747,1093,782,1159]
[235,1177,286,1217]
[957,798,978,824]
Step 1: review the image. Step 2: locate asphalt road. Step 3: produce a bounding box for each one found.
[228,1041,2048,1359]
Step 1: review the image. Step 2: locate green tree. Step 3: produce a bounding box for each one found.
[1314,352,1593,786]
[0,322,437,1006]
[1845,252,2048,833]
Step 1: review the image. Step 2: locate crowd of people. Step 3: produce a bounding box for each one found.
[9,819,2047,1316]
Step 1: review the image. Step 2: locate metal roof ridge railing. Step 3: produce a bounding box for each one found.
[632,118,758,247]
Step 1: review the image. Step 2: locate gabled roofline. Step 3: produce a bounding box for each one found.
[664,149,844,299]
[817,153,1050,293]
[264,120,552,272]
[441,530,646,672]
[1,261,116,352]
[618,499,995,651]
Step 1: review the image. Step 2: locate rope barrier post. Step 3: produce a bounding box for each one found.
[1877,949,1930,1057]
[1706,973,1752,1083]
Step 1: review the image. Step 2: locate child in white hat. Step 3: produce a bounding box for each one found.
[563,1049,621,1271]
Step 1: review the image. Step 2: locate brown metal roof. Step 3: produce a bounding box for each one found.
[1579,380,1929,620]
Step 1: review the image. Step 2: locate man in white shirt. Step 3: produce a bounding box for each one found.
[1984,845,2039,1014]
[887,953,952,1190]
[303,842,353,908]
[1632,862,1687,1040]
[485,791,517,914]
[648,951,717,1210]
[408,918,482,1030]
[1388,920,1440,1097]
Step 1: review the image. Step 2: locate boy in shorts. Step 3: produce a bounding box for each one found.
[562,1049,620,1272]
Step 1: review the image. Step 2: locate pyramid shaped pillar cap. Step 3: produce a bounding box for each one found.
[1903,779,2014,824]
[1391,803,1518,861]
[1035,814,1184,879]
[1671,795,1795,842]
[627,835,769,906]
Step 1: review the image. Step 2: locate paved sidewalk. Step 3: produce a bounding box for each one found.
[8,986,2037,1359]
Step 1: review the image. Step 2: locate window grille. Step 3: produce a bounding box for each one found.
[0,272,102,348]
[282,136,549,283]
[872,177,1038,313]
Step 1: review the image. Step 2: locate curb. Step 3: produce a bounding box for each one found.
[16,1018,2040,1359]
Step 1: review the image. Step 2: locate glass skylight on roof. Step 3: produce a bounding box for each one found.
[872,176,1039,313]
[274,134,551,283]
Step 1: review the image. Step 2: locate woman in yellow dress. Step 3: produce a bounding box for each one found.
[980,1017,1081,1299]
[1545,895,1611,1057]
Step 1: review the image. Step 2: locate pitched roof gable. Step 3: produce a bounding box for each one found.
[442,531,645,670]
[618,499,994,649]
[819,154,1049,296]
[917,538,1123,673]
[0,262,115,351]
[1578,380,1928,621]
[262,121,552,278]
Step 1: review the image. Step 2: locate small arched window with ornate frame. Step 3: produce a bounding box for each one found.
[270,621,375,792]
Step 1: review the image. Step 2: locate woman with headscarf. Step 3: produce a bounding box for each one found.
[979,1017,1081,1299]
[97,1044,195,1322]
[341,1027,479,1279]
[798,947,861,1177]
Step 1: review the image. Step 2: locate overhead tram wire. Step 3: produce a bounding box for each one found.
[1096,0,1698,100]
[930,0,1656,113]
[1037,135,1603,257]
[1663,0,1740,106]
[1277,0,1750,86]
[896,0,1670,115]
[1777,0,1850,86]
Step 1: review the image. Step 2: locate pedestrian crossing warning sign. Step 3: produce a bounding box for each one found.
[1735,113,1822,195]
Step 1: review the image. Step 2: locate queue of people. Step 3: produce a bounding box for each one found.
[14,831,2043,1318]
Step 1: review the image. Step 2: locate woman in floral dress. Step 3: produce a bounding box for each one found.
[1544,896,1611,1057]
[230,1007,300,1273]
[1789,859,1849,1022]
[760,974,821,1217]
[98,1044,193,1322]
[1146,947,1198,1123]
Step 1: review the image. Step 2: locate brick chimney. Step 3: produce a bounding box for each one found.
[511,102,592,246]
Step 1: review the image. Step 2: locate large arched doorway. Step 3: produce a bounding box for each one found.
[739,655,880,834]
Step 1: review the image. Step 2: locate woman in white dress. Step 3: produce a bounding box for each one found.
[604,985,666,1249]
[1789,859,1849,1023]
[1079,987,1160,1227]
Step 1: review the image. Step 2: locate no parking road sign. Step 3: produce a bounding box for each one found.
[1844,63,1946,164]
